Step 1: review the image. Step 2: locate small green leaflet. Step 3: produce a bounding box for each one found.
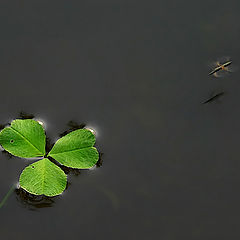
[19,158,67,197]
[48,129,99,169]
[0,119,100,197]
[0,119,45,158]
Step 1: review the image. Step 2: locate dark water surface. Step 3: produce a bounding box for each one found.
[1,1,240,239]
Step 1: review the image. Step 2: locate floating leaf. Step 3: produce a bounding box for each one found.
[0,119,45,158]
[19,158,67,196]
[48,129,99,169]
[0,118,101,198]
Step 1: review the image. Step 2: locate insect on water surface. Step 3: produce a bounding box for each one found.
[208,57,236,77]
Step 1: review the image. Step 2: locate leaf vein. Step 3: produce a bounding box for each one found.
[10,126,43,155]
[50,146,94,155]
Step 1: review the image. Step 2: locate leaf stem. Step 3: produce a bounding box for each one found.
[0,184,16,209]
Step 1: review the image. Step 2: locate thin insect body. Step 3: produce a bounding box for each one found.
[209,61,232,76]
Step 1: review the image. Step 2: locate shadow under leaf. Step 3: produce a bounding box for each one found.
[17,111,35,119]
[59,120,86,137]
[15,188,57,210]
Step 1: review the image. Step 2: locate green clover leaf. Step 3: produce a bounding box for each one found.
[48,129,99,169]
[19,158,67,197]
[0,119,100,197]
[0,119,45,158]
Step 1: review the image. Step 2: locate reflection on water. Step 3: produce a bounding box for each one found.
[35,119,46,129]
[1,149,14,159]
[18,111,35,120]
[0,124,7,130]
[96,152,104,167]
[15,188,57,210]
[59,120,86,137]
[202,91,225,104]
[85,125,100,138]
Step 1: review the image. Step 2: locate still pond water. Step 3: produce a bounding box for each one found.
[1,1,240,239]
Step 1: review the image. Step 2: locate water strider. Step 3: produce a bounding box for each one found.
[209,59,232,77]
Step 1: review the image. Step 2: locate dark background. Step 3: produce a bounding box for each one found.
[1,1,240,239]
